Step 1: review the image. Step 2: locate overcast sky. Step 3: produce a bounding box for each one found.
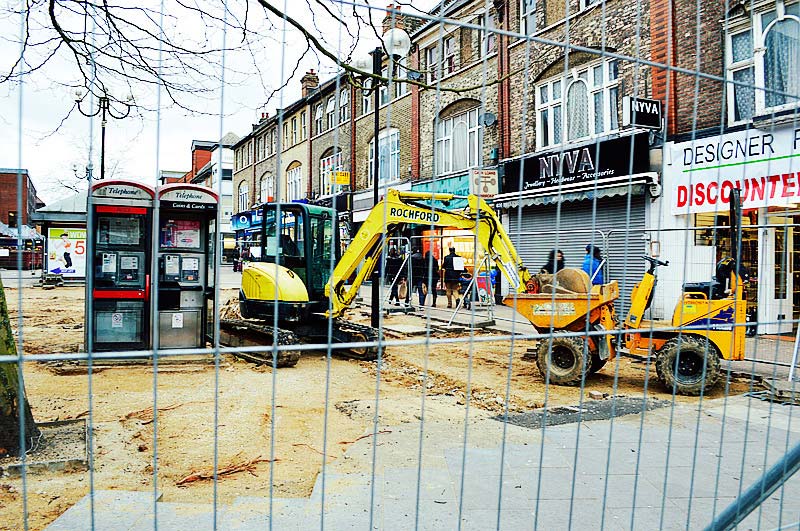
[0,0,411,204]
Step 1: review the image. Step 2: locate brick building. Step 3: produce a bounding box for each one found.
[487,0,661,307]
[308,72,352,204]
[0,169,42,228]
[652,0,800,332]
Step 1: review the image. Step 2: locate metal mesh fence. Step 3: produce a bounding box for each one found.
[1,0,800,529]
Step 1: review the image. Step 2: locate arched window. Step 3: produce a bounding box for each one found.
[339,90,350,122]
[238,181,249,212]
[726,1,800,122]
[535,59,619,148]
[320,148,343,196]
[434,105,481,176]
[325,97,336,130]
[764,18,800,109]
[286,162,303,202]
[566,80,589,141]
[314,104,323,134]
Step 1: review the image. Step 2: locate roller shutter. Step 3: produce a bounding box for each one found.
[506,195,647,314]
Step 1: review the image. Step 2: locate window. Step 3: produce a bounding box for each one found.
[581,0,602,9]
[535,59,619,149]
[257,135,265,161]
[286,164,303,202]
[7,211,17,228]
[434,108,482,175]
[325,97,336,130]
[267,129,276,156]
[259,174,274,203]
[291,117,298,145]
[380,67,390,106]
[368,128,401,186]
[235,148,241,170]
[320,150,343,196]
[243,141,253,167]
[238,181,249,211]
[362,80,373,114]
[301,111,307,140]
[726,1,800,123]
[395,61,409,97]
[283,123,288,148]
[520,0,535,34]
[444,37,457,75]
[339,90,349,122]
[314,104,323,134]
[475,14,497,56]
[427,37,457,83]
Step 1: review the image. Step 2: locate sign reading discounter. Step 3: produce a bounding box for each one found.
[670,126,800,214]
[47,227,87,277]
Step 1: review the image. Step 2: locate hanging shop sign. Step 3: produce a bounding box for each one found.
[622,96,663,130]
[669,126,800,214]
[502,133,651,195]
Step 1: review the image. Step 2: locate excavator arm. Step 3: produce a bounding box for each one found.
[325,188,534,318]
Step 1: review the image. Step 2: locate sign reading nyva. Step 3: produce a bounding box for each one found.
[622,96,662,130]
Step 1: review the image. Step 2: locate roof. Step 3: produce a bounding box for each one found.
[30,192,87,223]
[0,168,29,175]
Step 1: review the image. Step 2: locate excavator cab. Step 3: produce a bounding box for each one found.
[240,203,339,321]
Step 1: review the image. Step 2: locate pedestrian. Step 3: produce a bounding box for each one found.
[441,247,465,308]
[540,249,565,274]
[410,247,426,306]
[232,245,241,272]
[241,247,251,267]
[385,247,404,305]
[582,244,604,285]
[423,250,439,307]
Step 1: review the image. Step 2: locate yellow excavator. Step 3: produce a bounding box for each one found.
[221,189,536,366]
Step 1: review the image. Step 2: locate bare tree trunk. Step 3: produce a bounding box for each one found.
[0,277,40,457]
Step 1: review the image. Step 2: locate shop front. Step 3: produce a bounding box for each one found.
[494,132,660,311]
[231,208,263,259]
[661,125,800,334]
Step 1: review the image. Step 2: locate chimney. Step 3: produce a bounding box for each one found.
[301,70,319,98]
[382,4,405,33]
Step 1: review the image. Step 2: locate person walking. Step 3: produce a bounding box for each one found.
[441,247,465,308]
[423,250,439,307]
[410,248,426,306]
[232,245,241,272]
[540,249,565,274]
[582,244,604,285]
[385,247,404,305]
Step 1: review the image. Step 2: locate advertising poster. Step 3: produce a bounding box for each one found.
[47,228,87,277]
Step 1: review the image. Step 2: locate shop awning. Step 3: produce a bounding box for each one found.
[491,173,658,209]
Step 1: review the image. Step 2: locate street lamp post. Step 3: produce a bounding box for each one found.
[355,28,412,329]
[75,92,132,180]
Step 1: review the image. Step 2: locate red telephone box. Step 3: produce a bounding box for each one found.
[87,180,155,352]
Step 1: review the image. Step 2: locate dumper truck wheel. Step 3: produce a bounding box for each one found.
[655,336,721,396]
[536,335,588,385]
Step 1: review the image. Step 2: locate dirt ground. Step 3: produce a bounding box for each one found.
[0,286,750,531]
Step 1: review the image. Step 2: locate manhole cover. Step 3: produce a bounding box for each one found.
[497,397,671,429]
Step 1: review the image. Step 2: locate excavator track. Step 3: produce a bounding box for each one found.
[219,319,302,367]
[292,319,380,361]
[219,318,380,365]
[330,320,380,361]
